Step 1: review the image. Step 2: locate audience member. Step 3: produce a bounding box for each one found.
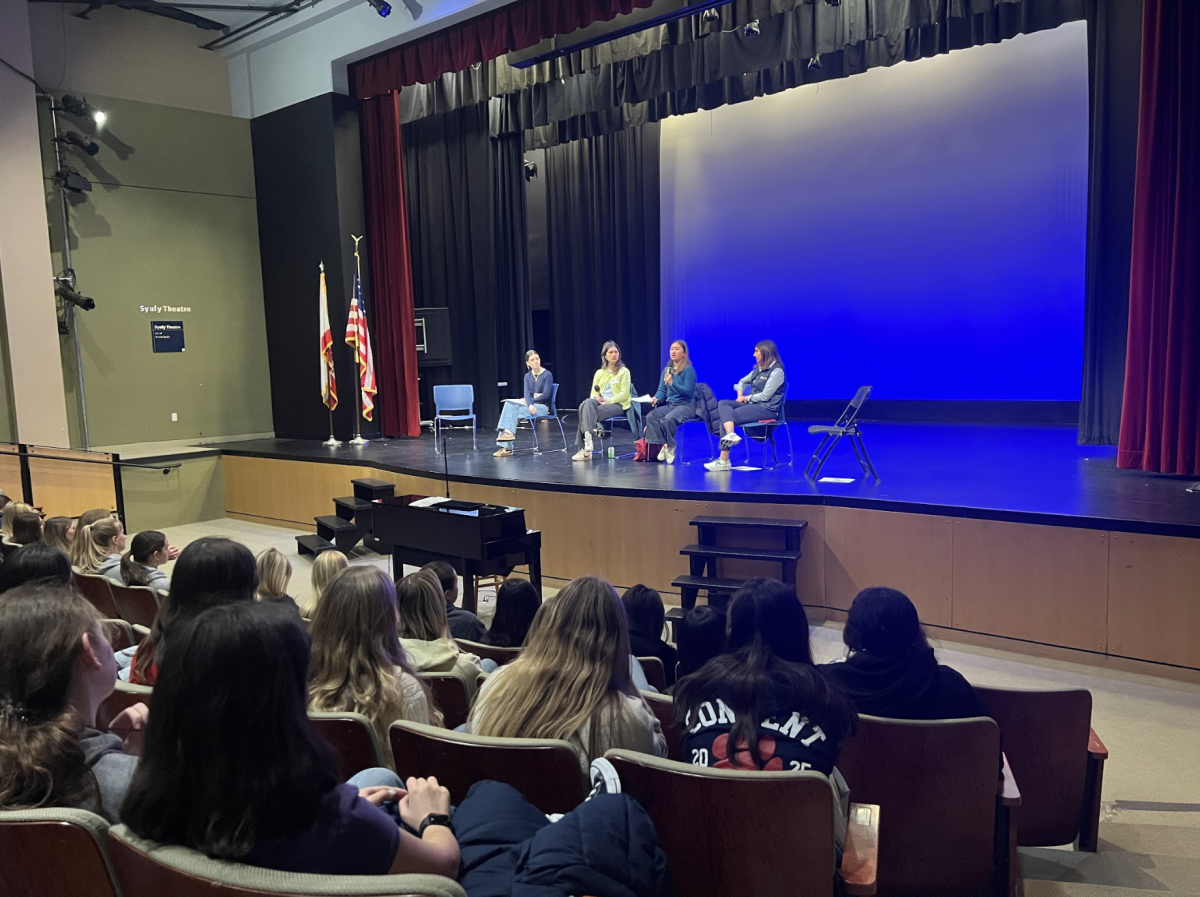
[621,584,678,687]
[673,579,856,848]
[468,575,667,771]
[309,566,441,746]
[42,516,74,554]
[256,547,300,615]
[674,604,727,683]
[822,587,990,720]
[72,517,125,576]
[11,511,42,546]
[485,578,541,648]
[118,531,173,592]
[421,560,487,642]
[0,489,9,511]
[1,501,35,541]
[0,584,147,822]
[0,543,73,593]
[395,569,482,700]
[77,508,114,530]
[309,549,348,617]
[129,537,256,685]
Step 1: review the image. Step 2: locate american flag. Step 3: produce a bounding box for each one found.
[344,262,377,421]
[318,264,337,410]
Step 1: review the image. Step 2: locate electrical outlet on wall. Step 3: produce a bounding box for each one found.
[171,413,178,422]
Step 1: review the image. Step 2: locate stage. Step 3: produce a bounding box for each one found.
[209,421,1200,677]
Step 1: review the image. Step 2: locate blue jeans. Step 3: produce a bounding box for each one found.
[349,767,407,824]
[497,402,548,446]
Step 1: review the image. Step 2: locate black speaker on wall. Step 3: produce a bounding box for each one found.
[415,307,452,367]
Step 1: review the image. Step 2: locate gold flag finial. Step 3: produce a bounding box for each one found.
[319,260,324,272]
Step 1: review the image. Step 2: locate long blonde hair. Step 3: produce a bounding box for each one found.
[309,550,348,616]
[70,518,122,573]
[2,502,34,540]
[395,569,450,641]
[467,576,640,758]
[255,548,293,599]
[308,567,440,732]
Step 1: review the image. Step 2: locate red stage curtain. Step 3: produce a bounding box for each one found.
[1117,0,1199,476]
[361,92,422,438]
[352,0,654,96]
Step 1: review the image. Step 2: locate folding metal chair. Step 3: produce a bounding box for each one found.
[804,385,878,480]
[514,383,568,454]
[741,382,793,469]
[433,384,477,453]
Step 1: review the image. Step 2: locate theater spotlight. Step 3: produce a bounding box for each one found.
[700,8,719,22]
[59,95,106,125]
[56,283,97,311]
[808,54,822,71]
[524,159,538,181]
[366,0,391,16]
[54,167,92,194]
[55,131,100,156]
[744,19,760,36]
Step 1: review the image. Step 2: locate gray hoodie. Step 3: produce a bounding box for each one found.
[98,555,169,593]
[96,553,124,585]
[79,728,138,823]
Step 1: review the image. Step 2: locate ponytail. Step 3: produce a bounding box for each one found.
[70,518,122,574]
[121,531,166,587]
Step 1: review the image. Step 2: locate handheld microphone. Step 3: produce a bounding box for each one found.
[594,384,601,393]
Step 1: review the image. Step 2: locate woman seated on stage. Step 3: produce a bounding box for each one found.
[572,341,632,462]
[71,516,126,577]
[705,339,787,472]
[637,340,697,464]
[821,587,990,721]
[395,569,482,700]
[117,530,175,593]
[467,575,667,772]
[309,566,441,748]
[493,350,554,457]
[673,578,857,849]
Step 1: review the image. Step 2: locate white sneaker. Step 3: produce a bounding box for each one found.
[705,458,732,471]
[572,449,592,461]
[725,432,742,445]
[664,443,676,464]
[657,444,668,462]
[588,757,622,798]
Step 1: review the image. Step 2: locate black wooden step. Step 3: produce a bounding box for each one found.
[316,514,356,533]
[680,543,802,562]
[295,534,336,558]
[333,495,372,521]
[352,477,395,502]
[689,515,808,531]
[670,574,746,593]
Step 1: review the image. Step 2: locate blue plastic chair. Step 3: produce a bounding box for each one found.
[741,382,793,469]
[433,384,477,453]
[515,383,568,454]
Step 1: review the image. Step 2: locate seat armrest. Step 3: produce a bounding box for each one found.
[999,753,1021,807]
[1088,727,1109,760]
[842,802,879,896]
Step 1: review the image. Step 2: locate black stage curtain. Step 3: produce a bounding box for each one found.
[401,105,501,428]
[545,124,660,406]
[493,133,536,393]
[1078,0,1143,446]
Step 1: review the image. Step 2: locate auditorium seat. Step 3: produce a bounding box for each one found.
[96,681,152,733]
[389,720,585,814]
[636,656,667,692]
[605,750,879,897]
[419,674,472,730]
[107,824,466,897]
[73,573,119,619]
[455,638,521,667]
[308,711,391,782]
[110,583,161,629]
[102,618,139,653]
[0,808,121,897]
[640,691,683,762]
[835,715,1018,897]
[975,685,1109,851]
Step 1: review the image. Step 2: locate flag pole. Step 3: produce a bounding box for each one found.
[320,261,343,447]
[349,235,368,447]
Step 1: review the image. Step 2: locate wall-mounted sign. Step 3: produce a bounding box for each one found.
[152,321,185,353]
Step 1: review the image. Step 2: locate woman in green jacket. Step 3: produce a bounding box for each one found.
[573,341,632,461]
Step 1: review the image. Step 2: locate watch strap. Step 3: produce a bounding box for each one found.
[418,813,455,838]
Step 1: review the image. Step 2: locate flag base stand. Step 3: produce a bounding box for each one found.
[323,436,343,447]
[349,435,369,447]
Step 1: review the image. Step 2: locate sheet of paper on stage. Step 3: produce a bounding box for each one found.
[410,496,450,508]
[818,477,856,483]
[504,398,526,404]
[633,395,655,403]
[732,466,761,471]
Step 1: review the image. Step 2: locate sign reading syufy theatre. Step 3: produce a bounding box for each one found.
[151,321,185,353]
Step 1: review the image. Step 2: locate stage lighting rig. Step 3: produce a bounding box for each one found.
[54,271,97,312]
[700,8,719,22]
[54,167,93,194]
[58,95,106,125]
[366,0,391,17]
[808,54,822,71]
[524,159,538,181]
[55,130,100,156]
[743,19,760,36]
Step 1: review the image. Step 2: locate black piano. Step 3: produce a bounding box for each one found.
[367,494,542,613]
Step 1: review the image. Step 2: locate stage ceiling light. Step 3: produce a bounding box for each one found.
[744,19,760,36]
[57,131,100,156]
[59,95,106,125]
[54,168,92,193]
[366,0,391,17]
[56,283,97,311]
[700,8,719,21]
[808,54,822,71]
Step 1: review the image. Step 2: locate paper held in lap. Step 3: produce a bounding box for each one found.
[632,394,655,403]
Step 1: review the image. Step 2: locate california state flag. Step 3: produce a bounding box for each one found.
[319,264,337,410]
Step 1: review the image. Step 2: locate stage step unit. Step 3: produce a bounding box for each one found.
[352,477,395,502]
[333,495,372,522]
[316,514,362,553]
[296,533,337,558]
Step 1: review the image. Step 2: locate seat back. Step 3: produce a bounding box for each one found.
[836,715,999,897]
[641,691,683,761]
[110,584,160,629]
[103,618,139,653]
[636,656,667,692]
[975,686,1093,846]
[389,720,585,814]
[74,573,119,618]
[309,711,390,782]
[606,750,838,897]
[454,638,522,667]
[107,825,467,897]
[837,385,872,426]
[433,384,474,416]
[543,382,559,416]
[0,809,120,897]
[96,681,153,732]
[419,674,471,730]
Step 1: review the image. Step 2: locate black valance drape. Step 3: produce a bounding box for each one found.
[545,123,660,405]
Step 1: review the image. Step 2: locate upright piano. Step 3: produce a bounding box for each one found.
[367,494,542,613]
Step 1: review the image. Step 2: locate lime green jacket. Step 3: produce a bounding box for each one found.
[590,367,632,410]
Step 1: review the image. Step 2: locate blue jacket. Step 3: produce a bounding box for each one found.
[523,370,554,407]
[653,365,697,405]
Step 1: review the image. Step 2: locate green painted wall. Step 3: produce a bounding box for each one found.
[42,93,272,448]
[121,453,225,532]
[0,281,16,443]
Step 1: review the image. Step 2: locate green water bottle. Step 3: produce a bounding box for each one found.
[607,446,615,459]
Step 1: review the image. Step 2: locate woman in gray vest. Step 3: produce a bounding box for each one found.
[705,340,786,472]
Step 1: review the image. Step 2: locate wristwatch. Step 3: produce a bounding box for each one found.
[418,813,455,838]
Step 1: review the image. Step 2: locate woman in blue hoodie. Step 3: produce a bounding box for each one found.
[639,339,697,464]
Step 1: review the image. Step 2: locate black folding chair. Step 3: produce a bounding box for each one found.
[804,385,878,480]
